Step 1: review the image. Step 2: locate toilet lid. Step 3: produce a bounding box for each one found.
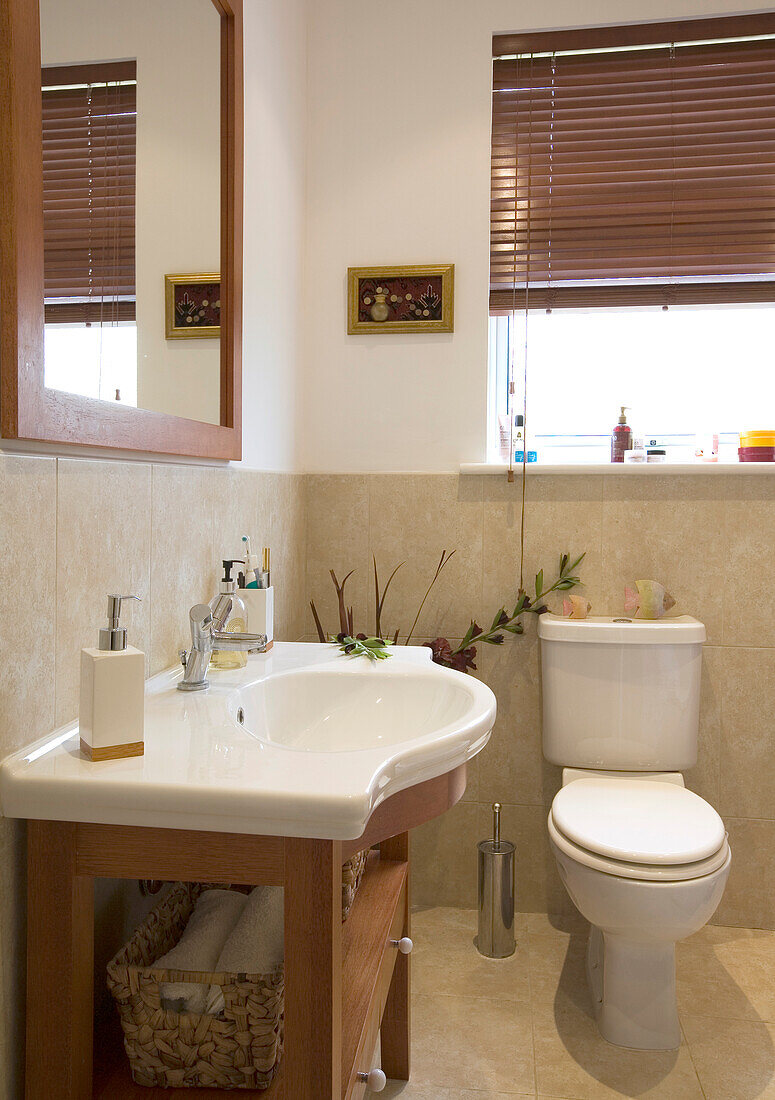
[551,778,726,865]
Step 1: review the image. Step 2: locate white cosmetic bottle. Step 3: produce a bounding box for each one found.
[80,594,145,761]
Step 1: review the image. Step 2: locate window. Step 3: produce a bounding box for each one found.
[42,60,137,403]
[489,14,775,464]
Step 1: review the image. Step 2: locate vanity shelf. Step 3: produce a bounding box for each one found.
[92,850,409,1099]
[24,765,466,1099]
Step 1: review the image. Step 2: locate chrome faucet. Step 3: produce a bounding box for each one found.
[177,600,267,691]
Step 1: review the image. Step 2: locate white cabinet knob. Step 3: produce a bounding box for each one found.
[391,936,413,955]
[358,1067,387,1091]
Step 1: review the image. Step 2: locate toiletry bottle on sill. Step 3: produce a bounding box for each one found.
[210,560,248,670]
[611,406,632,462]
[80,594,144,761]
[498,415,511,462]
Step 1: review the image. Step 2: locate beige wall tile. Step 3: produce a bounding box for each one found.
[207,468,307,641]
[149,464,217,675]
[209,466,262,567]
[0,455,56,757]
[601,476,726,641]
[682,1015,775,1100]
[268,473,307,641]
[306,474,370,638]
[483,475,602,619]
[474,633,546,808]
[722,475,775,648]
[684,644,722,806]
[718,647,775,819]
[716,818,775,930]
[411,800,480,908]
[369,474,483,641]
[55,459,152,725]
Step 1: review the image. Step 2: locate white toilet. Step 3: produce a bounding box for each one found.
[538,614,731,1051]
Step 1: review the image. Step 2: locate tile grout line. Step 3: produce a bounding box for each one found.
[679,1017,711,1100]
[525,928,540,1098]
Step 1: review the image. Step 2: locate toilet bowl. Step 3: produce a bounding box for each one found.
[538,614,731,1050]
[548,775,730,1050]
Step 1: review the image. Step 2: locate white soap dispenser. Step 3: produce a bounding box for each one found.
[80,594,145,761]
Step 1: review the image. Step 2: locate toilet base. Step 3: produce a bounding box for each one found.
[587,926,680,1051]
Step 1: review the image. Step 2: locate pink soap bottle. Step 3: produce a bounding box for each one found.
[611,406,632,462]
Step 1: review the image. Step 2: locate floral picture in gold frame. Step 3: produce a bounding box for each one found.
[164,273,221,339]
[347,264,454,334]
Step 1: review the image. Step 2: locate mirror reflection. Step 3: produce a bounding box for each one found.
[40,0,222,425]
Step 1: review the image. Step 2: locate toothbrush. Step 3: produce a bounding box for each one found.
[241,535,260,587]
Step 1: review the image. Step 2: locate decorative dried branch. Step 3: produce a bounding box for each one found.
[404,549,457,645]
[373,554,405,638]
[309,599,326,643]
[330,569,354,635]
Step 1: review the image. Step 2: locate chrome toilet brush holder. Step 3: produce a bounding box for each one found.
[476,802,516,958]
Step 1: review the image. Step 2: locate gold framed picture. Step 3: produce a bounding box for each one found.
[347,264,454,334]
[164,273,221,339]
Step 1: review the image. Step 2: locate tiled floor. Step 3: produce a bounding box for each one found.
[382,907,775,1100]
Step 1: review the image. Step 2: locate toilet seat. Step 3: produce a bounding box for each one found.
[549,777,728,882]
[548,812,730,881]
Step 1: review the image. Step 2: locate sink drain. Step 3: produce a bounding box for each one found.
[237,707,245,724]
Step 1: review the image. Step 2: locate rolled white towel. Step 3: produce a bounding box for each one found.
[206,886,284,1016]
[155,888,247,1014]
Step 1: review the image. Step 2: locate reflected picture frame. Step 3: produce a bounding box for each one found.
[165,273,221,339]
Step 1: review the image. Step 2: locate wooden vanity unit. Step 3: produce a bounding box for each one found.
[25,764,467,1099]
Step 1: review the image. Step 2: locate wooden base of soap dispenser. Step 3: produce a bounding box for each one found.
[80,739,144,762]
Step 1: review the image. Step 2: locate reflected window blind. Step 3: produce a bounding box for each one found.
[42,60,136,324]
[491,15,775,311]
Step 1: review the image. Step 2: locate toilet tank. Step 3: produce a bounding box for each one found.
[538,615,706,771]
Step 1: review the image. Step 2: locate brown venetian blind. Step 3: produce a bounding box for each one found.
[42,60,136,324]
[491,15,775,311]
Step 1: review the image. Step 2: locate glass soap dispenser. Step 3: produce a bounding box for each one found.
[80,594,145,761]
[210,560,248,670]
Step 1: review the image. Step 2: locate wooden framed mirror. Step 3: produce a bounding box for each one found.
[0,0,243,460]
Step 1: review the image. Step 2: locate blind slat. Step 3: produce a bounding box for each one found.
[42,60,136,322]
[490,23,775,308]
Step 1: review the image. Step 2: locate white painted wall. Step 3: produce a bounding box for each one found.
[302,0,775,473]
[40,0,223,425]
[240,0,308,470]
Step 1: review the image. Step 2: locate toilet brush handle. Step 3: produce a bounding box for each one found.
[493,802,501,850]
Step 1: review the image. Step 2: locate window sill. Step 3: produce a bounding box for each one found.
[460,462,775,476]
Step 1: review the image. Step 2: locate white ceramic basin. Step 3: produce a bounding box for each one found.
[235,666,474,753]
[0,643,496,839]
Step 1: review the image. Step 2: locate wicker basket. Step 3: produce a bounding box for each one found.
[107,853,369,1088]
[342,848,368,921]
[107,882,284,1090]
